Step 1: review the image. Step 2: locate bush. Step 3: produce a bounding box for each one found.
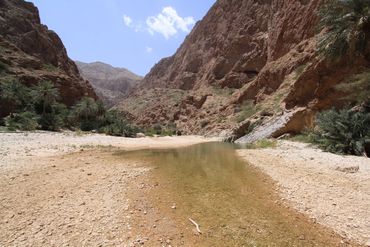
[144,123,178,137]
[312,108,370,156]
[5,112,39,131]
[38,103,69,131]
[99,110,139,137]
[244,139,277,149]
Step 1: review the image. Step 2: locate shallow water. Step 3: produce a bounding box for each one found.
[118,142,344,246]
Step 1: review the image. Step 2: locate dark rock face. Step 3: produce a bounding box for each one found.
[76,61,142,107]
[0,0,96,117]
[118,0,370,139]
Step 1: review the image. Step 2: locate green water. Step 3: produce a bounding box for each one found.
[118,142,343,246]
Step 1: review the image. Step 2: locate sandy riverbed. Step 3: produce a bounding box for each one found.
[0,132,213,246]
[0,132,369,246]
[238,141,370,246]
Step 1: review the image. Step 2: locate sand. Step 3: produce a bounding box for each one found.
[238,141,370,246]
[0,131,213,246]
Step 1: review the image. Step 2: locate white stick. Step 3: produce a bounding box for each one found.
[189,218,202,234]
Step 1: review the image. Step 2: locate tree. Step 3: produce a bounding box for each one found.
[0,79,31,112]
[312,108,370,156]
[31,81,60,116]
[317,0,370,59]
[99,110,139,137]
[5,111,39,131]
[72,97,101,131]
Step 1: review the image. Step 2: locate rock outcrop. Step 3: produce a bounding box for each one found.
[118,0,370,141]
[76,61,142,107]
[0,0,96,117]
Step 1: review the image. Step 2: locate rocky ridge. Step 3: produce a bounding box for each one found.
[76,61,142,107]
[0,0,96,117]
[118,0,370,141]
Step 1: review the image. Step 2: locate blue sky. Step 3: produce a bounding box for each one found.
[30,0,215,76]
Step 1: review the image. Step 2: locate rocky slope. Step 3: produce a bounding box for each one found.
[76,61,142,106]
[0,0,96,117]
[118,0,370,141]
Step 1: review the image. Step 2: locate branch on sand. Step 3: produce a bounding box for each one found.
[189,218,202,234]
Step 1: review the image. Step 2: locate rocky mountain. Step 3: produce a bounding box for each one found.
[118,0,370,141]
[0,0,96,117]
[76,61,142,106]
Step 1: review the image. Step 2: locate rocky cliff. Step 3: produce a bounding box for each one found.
[76,61,142,107]
[0,0,96,117]
[118,0,370,141]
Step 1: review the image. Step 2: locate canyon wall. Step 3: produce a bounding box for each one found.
[0,0,96,117]
[118,0,369,140]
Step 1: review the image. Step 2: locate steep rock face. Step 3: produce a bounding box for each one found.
[0,0,96,117]
[76,61,142,107]
[118,0,370,139]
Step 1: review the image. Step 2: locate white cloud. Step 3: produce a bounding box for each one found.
[146,46,153,53]
[146,6,195,39]
[123,15,133,27]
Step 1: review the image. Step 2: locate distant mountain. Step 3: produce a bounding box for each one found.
[76,61,142,106]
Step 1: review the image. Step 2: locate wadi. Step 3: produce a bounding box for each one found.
[0,0,369,246]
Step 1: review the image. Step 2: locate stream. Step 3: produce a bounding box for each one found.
[117,142,345,246]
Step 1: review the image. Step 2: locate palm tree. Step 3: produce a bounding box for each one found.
[31,81,60,115]
[73,97,99,122]
[317,0,370,59]
[0,79,30,110]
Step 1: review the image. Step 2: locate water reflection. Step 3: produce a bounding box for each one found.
[117,142,343,246]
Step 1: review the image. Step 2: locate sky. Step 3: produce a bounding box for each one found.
[30,0,216,76]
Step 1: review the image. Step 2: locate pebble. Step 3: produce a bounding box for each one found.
[365,239,370,247]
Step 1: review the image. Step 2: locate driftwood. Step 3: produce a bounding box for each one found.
[189,218,202,234]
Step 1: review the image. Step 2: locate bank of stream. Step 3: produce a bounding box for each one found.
[117,142,353,246]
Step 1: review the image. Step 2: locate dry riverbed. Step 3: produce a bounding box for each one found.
[238,141,370,246]
[0,132,368,246]
[0,132,212,246]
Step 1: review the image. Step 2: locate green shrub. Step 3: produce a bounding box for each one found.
[312,108,370,156]
[244,139,277,149]
[38,103,69,131]
[42,64,59,72]
[153,123,162,135]
[5,112,39,131]
[289,133,315,143]
[98,110,139,137]
[236,100,258,123]
[144,123,178,137]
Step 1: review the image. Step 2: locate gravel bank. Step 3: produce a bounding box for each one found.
[238,141,370,245]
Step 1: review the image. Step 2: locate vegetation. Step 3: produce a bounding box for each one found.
[144,123,178,137]
[42,64,59,72]
[236,100,258,123]
[310,108,370,156]
[5,112,39,131]
[0,79,140,137]
[0,79,31,112]
[336,70,370,104]
[317,0,370,59]
[244,139,277,149]
[98,110,139,137]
